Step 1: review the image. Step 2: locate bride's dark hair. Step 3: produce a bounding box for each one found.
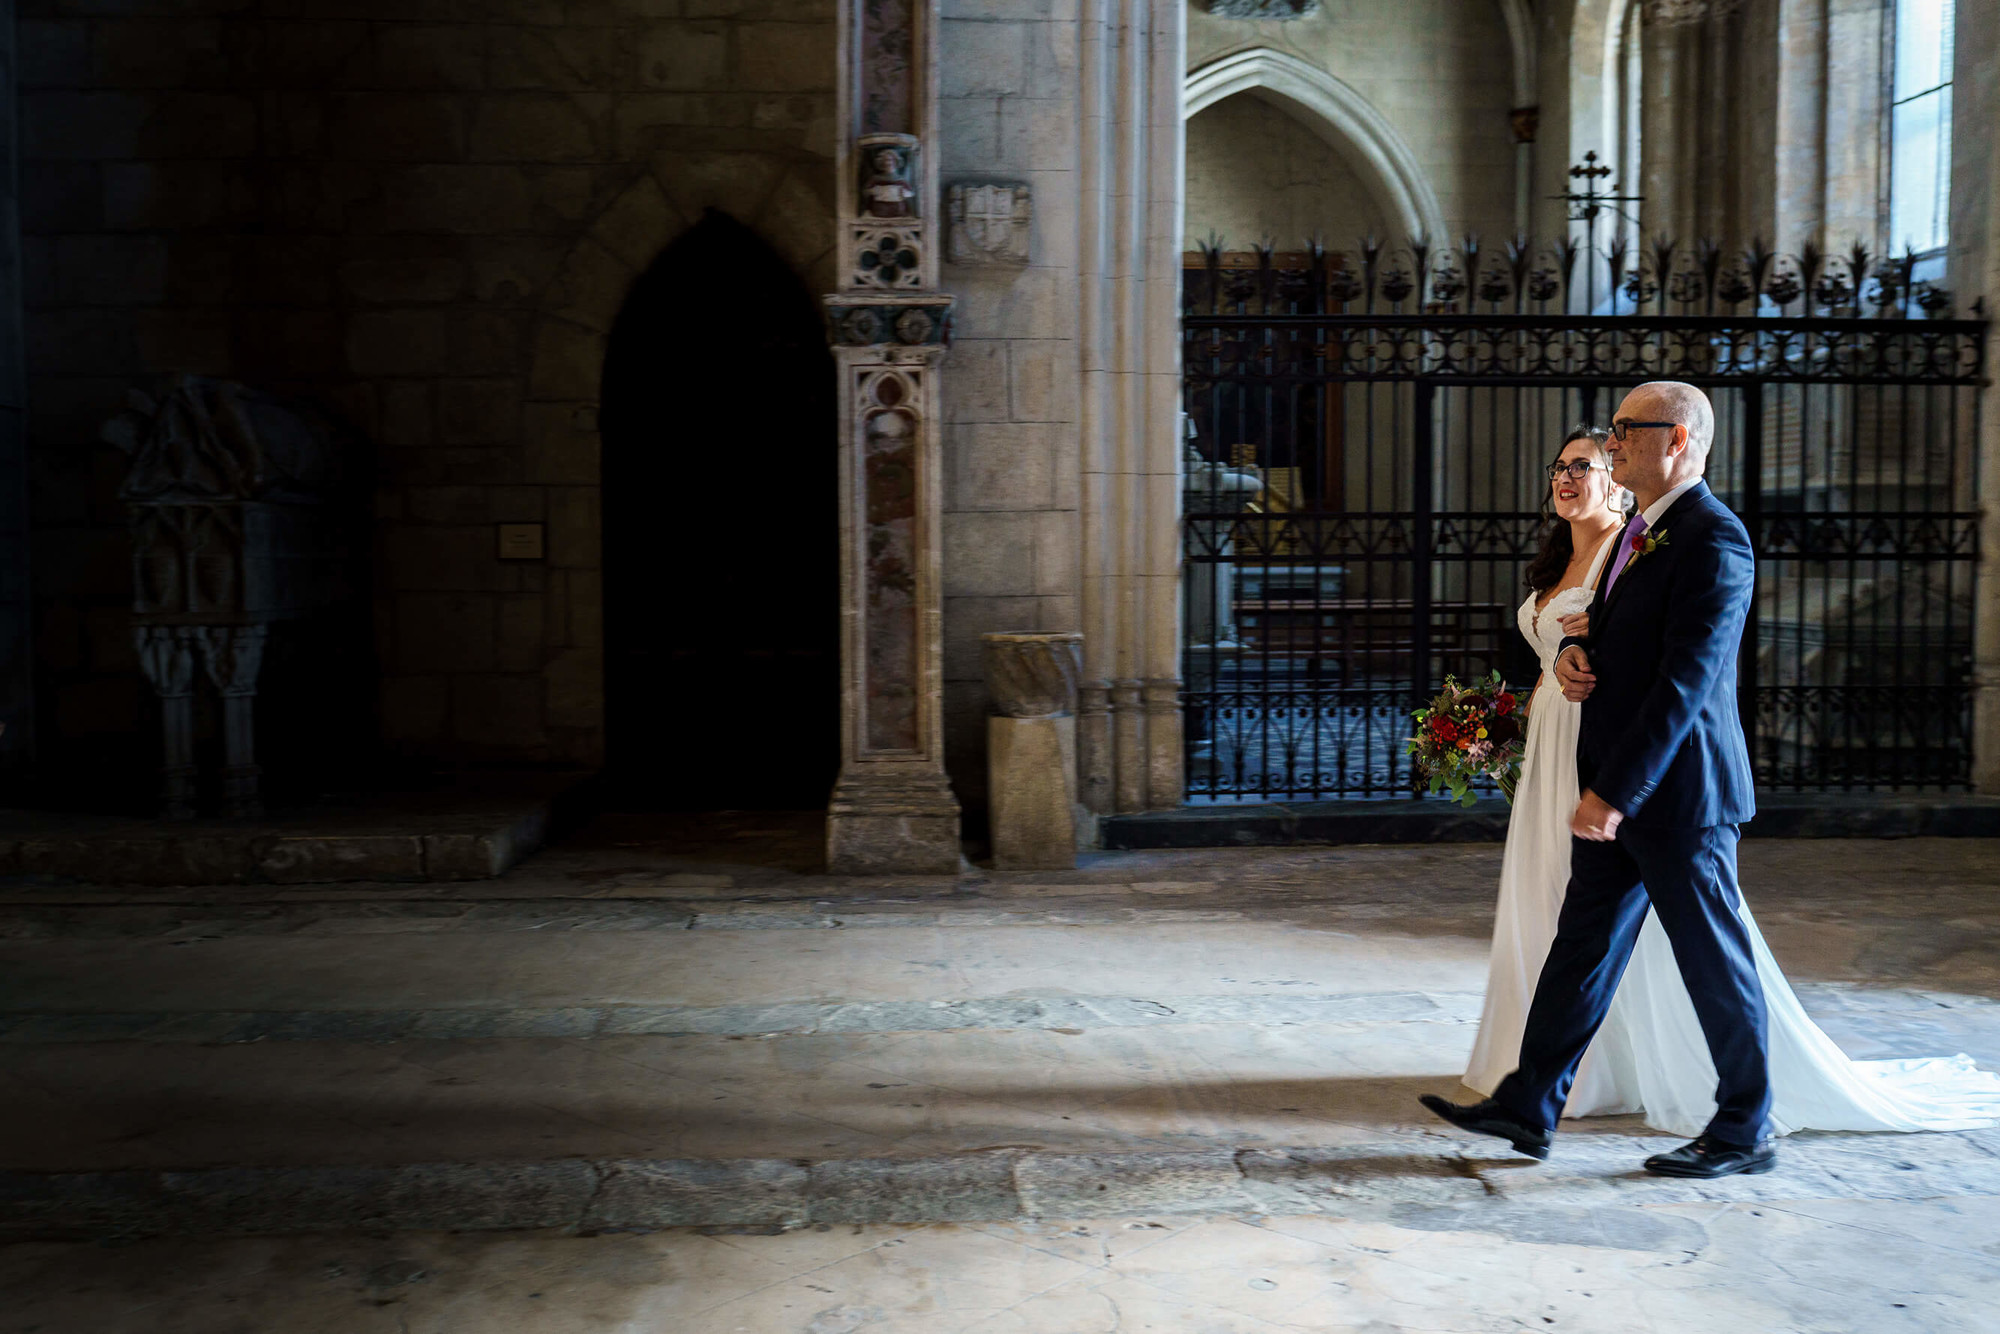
[1523,425,1619,593]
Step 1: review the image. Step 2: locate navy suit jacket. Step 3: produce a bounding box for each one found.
[1559,480,1757,828]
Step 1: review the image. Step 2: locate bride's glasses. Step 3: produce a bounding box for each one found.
[1545,459,1608,482]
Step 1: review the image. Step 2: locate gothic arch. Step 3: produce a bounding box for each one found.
[525,154,836,405]
[518,153,836,757]
[1184,48,1448,247]
[597,210,838,805]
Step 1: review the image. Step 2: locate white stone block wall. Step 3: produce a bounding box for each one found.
[1185,92,1388,248]
[936,1,1085,810]
[17,1,839,777]
[1187,0,1518,247]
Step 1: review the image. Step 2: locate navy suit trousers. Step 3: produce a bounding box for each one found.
[1491,823,1773,1145]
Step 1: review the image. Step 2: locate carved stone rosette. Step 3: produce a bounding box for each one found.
[982,633,1083,719]
[825,0,961,873]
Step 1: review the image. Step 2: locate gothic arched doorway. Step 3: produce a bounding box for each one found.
[599,210,839,808]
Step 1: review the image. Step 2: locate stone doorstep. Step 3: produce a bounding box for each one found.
[5,1132,1999,1240]
[0,780,584,886]
[1102,793,2000,850]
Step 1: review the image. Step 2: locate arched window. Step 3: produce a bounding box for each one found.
[1890,0,1954,267]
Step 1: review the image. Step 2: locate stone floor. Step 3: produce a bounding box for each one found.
[2,816,1998,1330]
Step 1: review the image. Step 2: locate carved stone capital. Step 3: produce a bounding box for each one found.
[194,623,269,698]
[983,632,1083,719]
[134,625,199,698]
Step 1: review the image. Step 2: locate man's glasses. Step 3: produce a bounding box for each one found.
[1608,419,1679,441]
[1546,459,1608,482]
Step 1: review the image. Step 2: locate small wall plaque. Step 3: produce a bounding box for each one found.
[947,183,1032,267]
[496,522,545,561]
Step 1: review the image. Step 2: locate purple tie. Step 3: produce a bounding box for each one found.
[1604,513,1649,597]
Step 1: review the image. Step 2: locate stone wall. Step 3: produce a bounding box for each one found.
[1185,92,1388,249]
[0,0,30,781]
[935,0,1085,813]
[22,0,1995,812]
[18,0,836,790]
[1187,0,1519,245]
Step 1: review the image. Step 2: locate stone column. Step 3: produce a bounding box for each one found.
[1823,0,1889,246]
[984,633,1083,870]
[824,0,962,872]
[1770,0,1829,247]
[134,626,198,820]
[196,624,268,819]
[1077,0,1187,816]
[1960,0,2000,792]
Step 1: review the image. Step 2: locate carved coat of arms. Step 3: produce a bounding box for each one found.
[947,183,1032,266]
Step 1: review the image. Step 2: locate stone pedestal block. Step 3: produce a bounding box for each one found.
[988,715,1078,870]
[827,767,963,875]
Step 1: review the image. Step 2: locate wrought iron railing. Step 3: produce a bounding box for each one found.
[1181,237,1984,801]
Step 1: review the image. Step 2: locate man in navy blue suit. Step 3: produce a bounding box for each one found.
[1421,381,1775,1179]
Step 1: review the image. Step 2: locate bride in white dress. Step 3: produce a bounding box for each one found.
[1464,426,2000,1137]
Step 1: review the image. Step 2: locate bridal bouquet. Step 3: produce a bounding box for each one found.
[1406,671,1525,806]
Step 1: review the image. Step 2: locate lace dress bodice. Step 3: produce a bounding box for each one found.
[1518,532,1616,672]
[1519,585,1596,672]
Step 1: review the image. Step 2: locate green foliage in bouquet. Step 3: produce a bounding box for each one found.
[1406,670,1527,808]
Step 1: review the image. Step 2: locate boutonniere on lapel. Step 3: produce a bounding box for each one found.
[1628,527,1669,566]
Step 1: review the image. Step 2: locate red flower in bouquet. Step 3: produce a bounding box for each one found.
[1406,671,1527,807]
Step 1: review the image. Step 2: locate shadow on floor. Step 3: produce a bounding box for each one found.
[552,810,830,876]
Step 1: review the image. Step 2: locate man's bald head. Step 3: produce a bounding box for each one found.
[1608,380,1715,508]
[1632,381,1714,459]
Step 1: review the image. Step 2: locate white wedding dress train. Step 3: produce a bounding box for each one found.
[1463,537,2000,1136]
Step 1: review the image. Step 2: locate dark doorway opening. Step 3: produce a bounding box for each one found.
[600,210,839,809]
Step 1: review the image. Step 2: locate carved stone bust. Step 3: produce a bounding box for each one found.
[859,133,919,219]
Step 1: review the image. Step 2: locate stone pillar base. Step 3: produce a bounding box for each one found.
[989,715,1079,870]
[1974,671,2000,794]
[827,766,963,874]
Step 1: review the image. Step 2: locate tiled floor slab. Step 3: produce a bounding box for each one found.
[1,834,1997,1325]
[4,1198,1996,1334]
[0,920,1492,1012]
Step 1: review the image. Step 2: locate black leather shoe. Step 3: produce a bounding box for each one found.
[1643,1134,1776,1178]
[1418,1094,1552,1160]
